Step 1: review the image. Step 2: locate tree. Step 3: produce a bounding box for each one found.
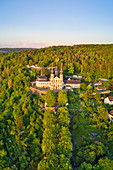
[57,126,72,158]
[97,106,108,122]
[43,109,56,129]
[59,154,72,170]
[8,79,13,89]
[42,127,57,155]
[68,63,74,75]
[29,60,33,66]
[15,115,24,131]
[75,142,106,165]
[94,93,101,102]
[80,83,86,91]
[0,76,3,83]
[78,162,92,170]
[45,90,56,107]
[57,107,70,126]
[58,90,68,106]
[38,154,59,170]
[94,157,113,170]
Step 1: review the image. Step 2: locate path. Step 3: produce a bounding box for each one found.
[68,109,83,111]
[70,114,76,170]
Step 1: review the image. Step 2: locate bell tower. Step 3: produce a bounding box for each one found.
[50,64,54,90]
[55,66,58,76]
[60,63,63,80]
[60,63,63,90]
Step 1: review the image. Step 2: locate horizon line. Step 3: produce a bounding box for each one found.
[0,42,113,49]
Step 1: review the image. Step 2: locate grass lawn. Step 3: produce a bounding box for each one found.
[72,115,108,146]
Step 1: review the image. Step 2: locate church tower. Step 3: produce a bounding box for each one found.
[55,66,58,76]
[60,63,63,89]
[60,63,63,80]
[50,64,54,90]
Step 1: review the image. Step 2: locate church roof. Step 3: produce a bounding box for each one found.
[37,75,48,81]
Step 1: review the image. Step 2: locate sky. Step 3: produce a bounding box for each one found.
[0,0,113,48]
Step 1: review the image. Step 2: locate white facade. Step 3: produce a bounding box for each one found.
[108,114,113,122]
[104,97,113,105]
[36,81,50,89]
[73,75,82,79]
[65,83,80,88]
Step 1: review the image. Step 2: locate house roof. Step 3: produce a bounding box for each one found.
[108,96,113,101]
[97,86,106,89]
[66,80,80,84]
[109,110,113,116]
[109,86,113,90]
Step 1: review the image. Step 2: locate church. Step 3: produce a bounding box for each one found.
[36,64,64,90]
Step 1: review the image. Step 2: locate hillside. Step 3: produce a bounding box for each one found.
[0,44,113,169]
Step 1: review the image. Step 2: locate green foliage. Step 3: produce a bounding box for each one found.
[80,83,87,91]
[94,93,101,102]
[94,157,113,170]
[68,63,74,75]
[38,154,72,170]
[40,106,72,167]
[1,44,113,169]
[43,109,56,129]
[58,90,68,106]
[75,142,106,165]
[57,126,73,158]
[0,54,43,169]
[57,107,70,127]
[45,90,56,107]
[78,162,93,170]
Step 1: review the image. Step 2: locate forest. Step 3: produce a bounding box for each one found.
[0,44,113,169]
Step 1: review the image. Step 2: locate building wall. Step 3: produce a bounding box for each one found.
[36,81,50,88]
[108,114,113,121]
[65,83,80,88]
[104,97,113,105]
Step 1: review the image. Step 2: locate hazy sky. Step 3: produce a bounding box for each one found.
[0,0,113,48]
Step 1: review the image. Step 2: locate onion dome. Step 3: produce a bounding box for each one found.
[37,70,47,81]
[37,75,47,81]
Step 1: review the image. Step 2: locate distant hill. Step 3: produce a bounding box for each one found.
[0,48,33,53]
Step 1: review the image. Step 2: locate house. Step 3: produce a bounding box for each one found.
[99,78,108,82]
[73,75,82,79]
[65,85,73,91]
[30,65,41,70]
[93,81,102,86]
[65,80,81,88]
[108,110,113,122]
[26,64,41,70]
[26,65,30,68]
[109,83,113,91]
[104,96,113,105]
[97,86,106,91]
